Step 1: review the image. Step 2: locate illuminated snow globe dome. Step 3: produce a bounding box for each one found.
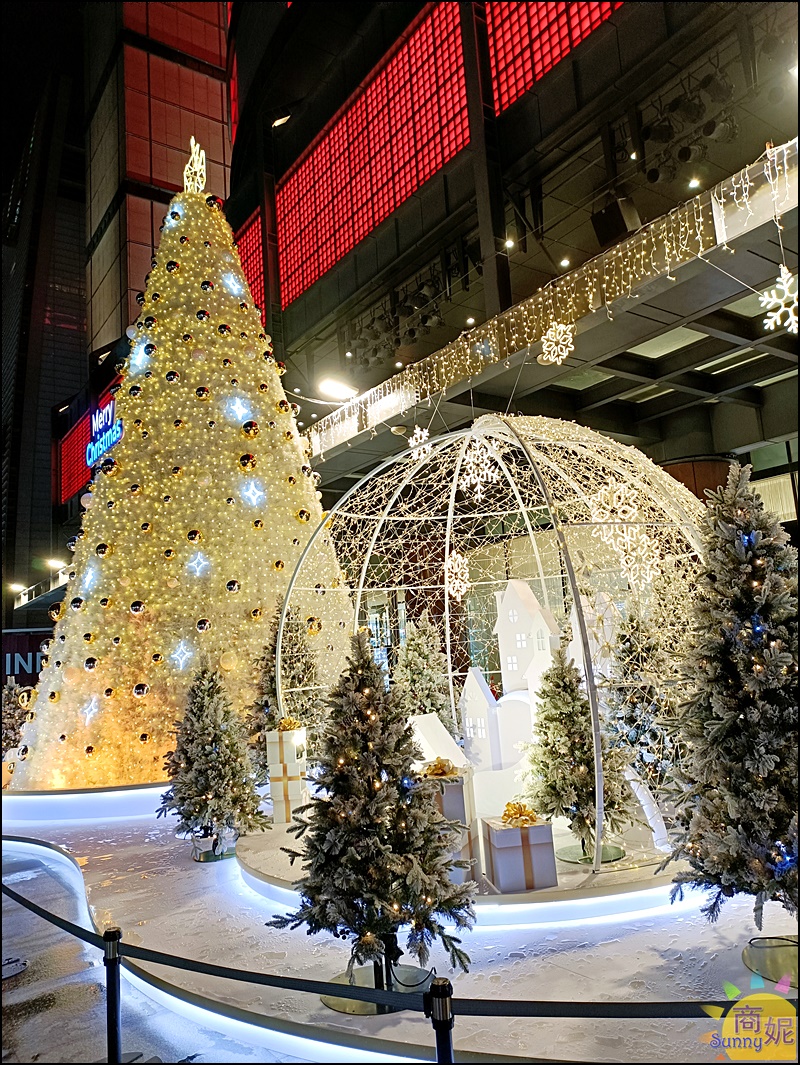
[279,414,703,863]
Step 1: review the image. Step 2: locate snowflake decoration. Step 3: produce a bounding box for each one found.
[760,265,798,336]
[590,482,661,593]
[408,425,431,461]
[82,697,100,727]
[445,551,471,602]
[459,440,500,502]
[171,641,194,671]
[183,136,206,193]
[538,321,576,366]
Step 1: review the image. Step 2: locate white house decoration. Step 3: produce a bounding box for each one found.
[493,580,560,695]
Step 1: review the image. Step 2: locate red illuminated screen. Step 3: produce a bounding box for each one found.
[276,3,468,308]
[235,209,265,325]
[487,1,623,114]
[57,383,120,504]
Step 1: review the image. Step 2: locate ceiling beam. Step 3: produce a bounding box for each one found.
[690,310,798,363]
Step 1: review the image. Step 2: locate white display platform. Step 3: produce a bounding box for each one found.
[2,782,166,822]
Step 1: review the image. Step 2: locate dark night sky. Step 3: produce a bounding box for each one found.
[3,3,83,210]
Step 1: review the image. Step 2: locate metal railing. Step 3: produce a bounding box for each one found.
[1,877,769,1065]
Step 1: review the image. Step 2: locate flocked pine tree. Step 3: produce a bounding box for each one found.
[519,645,635,853]
[392,612,458,737]
[270,631,474,983]
[157,660,268,849]
[247,598,326,779]
[11,140,344,790]
[2,679,28,758]
[601,609,678,795]
[666,463,798,928]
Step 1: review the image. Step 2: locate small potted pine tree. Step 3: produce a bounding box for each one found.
[157,661,269,860]
[269,631,474,1010]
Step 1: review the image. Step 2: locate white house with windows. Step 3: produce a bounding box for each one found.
[493,580,560,695]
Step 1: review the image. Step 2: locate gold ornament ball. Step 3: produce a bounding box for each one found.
[274,560,285,571]
[219,651,238,672]
[297,509,311,523]
[83,632,94,643]
[238,453,256,471]
[152,653,164,663]
[241,420,259,439]
[100,596,112,608]
[84,657,98,671]
[187,530,202,543]
[306,617,323,636]
[166,576,178,588]
[253,519,264,530]
[48,691,60,702]
[49,603,65,621]
[195,386,211,401]
[96,542,112,557]
[104,687,115,697]
[130,600,146,614]
[63,666,82,684]
[196,618,212,632]
[276,399,290,414]
[250,607,262,620]
[133,683,150,697]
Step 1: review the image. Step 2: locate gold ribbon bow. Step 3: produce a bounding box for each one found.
[277,716,303,732]
[423,757,459,778]
[501,801,540,827]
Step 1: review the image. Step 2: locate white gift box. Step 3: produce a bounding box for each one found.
[481,817,558,893]
[269,765,308,824]
[427,765,477,828]
[265,727,306,764]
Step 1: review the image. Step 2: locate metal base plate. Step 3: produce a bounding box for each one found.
[556,843,626,865]
[192,848,236,863]
[2,956,28,979]
[320,963,433,1015]
[742,935,798,988]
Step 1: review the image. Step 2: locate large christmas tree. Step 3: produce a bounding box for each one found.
[667,464,798,927]
[11,141,342,790]
[2,679,28,758]
[601,609,678,795]
[520,645,635,852]
[392,612,457,737]
[270,631,474,978]
[157,661,268,847]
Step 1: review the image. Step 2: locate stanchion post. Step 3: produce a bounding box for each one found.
[103,926,123,1064]
[424,976,455,1064]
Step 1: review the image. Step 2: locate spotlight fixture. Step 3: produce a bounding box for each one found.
[560,258,571,268]
[699,71,735,103]
[318,378,358,400]
[9,583,25,593]
[466,317,475,326]
[702,114,739,143]
[395,361,403,368]
[641,119,675,143]
[47,559,67,570]
[345,350,353,358]
[629,150,638,160]
[504,238,515,249]
[677,142,707,163]
[688,177,701,189]
[646,161,677,184]
[667,94,706,122]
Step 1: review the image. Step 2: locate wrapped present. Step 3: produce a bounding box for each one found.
[265,726,306,765]
[425,761,477,828]
[269,764,308,824]
[481,816,558,893]
[449,820,480,886]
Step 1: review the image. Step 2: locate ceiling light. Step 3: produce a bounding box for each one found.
[293,387,301,393]
[318,377,358,400]
[395,361,403,368]
[702,115,739,143]
[629,151,638,160]
[271,114,291,128]
[311,413,317,419]
[9,583,25,593]
[345,350,353,358]
[646,162,676,184]
[466,317,475,326]
[560,258,570,268]
[688,177,701,189]
[47,559,66,569]
[297,421,304,427]
[699,71,734,103]
[791,64,798,78]
[504,238,515,249]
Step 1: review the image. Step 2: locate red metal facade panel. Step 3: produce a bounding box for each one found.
[58,413,92,504]
[486,1,623,114]
[235,209,266,325]
[275,3,467,308]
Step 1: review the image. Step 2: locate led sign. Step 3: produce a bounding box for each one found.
[85,398,123,467]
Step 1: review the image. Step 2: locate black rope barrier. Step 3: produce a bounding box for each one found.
[6,878,794,1023]
[1,881,105,949]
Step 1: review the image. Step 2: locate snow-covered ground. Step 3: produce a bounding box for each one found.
[2,814,795,1063]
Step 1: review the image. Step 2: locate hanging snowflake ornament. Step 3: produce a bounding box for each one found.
[183,136,206,194]
[760,265,798,336]
[538,321,576,366]
[459,440,499,502]
[408,425,432,461]
[445,551,470,602]
[590,481,661,594]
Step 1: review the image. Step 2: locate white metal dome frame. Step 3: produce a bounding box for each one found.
[277,414,703,870]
